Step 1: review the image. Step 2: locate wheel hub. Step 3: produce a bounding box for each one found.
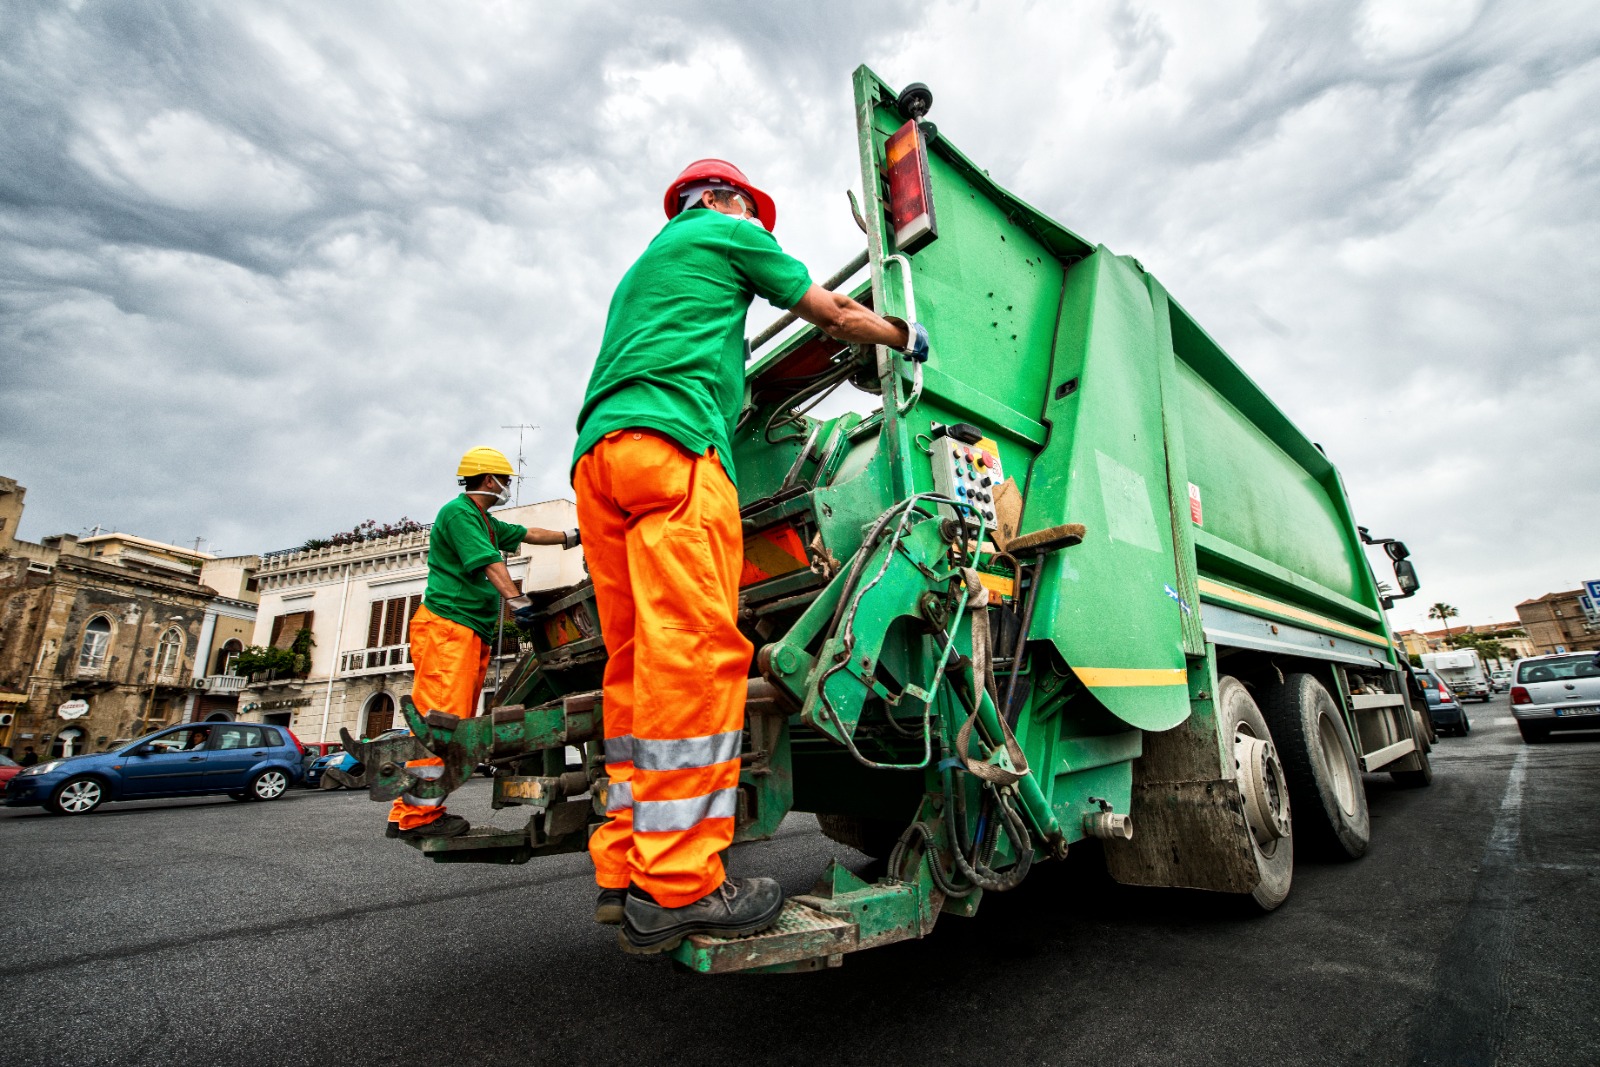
[1235,731,1290,844]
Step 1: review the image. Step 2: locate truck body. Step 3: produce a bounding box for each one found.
[346,68,1431,973]
[1421,650,1490,702]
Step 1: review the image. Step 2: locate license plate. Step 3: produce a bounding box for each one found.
[1556,706,1598,717]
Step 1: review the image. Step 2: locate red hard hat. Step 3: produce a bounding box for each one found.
[663,159,777,232]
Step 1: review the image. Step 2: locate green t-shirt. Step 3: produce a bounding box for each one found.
[423,496,527,642]
[571,208,813,486]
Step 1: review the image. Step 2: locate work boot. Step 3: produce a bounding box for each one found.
[619,876,784,954]
[398,812,470,841]
[595,888,627,925]
[385,821,400,839]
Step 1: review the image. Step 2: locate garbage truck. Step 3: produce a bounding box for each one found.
[343,67,1431,974]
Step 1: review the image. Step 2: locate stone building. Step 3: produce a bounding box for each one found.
[0,531,217,758]
[1516,590,1600,655]
[238,500,582,745]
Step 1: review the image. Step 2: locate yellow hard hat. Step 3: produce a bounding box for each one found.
[457,447,515,478]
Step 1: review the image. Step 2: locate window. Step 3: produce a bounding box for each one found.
[53,726,86,759]
[259,727,284,747]
[215,725,265,749]
[269,611,314,649]
[216,638,244,675]
[78,616,111,671]
[367,595,422,648]
[155,627,184,675]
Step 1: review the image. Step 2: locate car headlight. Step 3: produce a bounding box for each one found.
[21,761,62,777]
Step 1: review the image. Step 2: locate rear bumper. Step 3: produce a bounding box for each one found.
[1513,704,1600,723]
[1429,705,1466,727]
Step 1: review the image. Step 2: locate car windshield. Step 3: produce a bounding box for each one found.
[1518,655,1600,683]
[0,755,18,768]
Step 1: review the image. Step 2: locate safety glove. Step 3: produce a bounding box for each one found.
[562,528,581,549]
[884,317,931,363]
[506,594,540,627]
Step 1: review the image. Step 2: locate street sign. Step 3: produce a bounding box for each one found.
[1583,580,1600,622]
[57,699,89,720]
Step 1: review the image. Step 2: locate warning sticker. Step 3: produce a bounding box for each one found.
[1188,482,1203,526]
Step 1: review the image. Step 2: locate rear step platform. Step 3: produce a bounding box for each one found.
[670,900,858,974]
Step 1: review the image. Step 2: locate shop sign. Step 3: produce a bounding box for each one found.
[58,699,90,720]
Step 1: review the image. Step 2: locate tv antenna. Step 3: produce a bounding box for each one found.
[501,423,540,506]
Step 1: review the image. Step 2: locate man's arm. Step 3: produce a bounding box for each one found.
[791,284,911,349]
[521,527,577,547]
[484,561,521,600]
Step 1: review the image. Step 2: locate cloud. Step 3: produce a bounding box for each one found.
[1,0,1596,632]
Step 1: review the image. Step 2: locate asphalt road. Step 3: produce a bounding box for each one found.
[2,694,1596,1067]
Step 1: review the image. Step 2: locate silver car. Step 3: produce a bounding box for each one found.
[1510,652,1600,743]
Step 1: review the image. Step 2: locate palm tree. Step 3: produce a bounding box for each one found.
[1428,602,1460,643]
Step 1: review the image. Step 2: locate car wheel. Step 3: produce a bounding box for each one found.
[1461,712,1472,735]
[1263,672,1370,860]
[248,769,290,801]
[50,776,105,815]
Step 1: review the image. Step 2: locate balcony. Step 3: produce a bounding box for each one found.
[203,674,247,694]
[341,643,412,677]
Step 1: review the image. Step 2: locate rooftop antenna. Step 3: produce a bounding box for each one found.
[500,423,540,506]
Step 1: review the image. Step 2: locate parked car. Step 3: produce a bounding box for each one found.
[1414,667,1471,736]
[1510,652,1600,743]
[308,727,412,789]
[0,754,22,787]
[297,740,343,785]
[1489,669,1512,693]
[4,721,304,815]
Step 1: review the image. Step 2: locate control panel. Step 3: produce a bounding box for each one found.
[931,431,1004,531]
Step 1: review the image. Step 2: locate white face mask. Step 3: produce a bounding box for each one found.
[466,477,510,506]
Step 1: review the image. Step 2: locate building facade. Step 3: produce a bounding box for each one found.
[0,531,219,759]
[1516,591,1600,655]
[238,500,582,744]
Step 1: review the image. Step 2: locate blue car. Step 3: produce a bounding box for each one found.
[5,721,304,815]
[306,727,411,789]
[1414,667,1471,737]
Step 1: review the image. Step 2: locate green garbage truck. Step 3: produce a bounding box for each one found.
[346,66,1432,974]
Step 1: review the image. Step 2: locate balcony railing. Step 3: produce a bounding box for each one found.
[204,674,247,693]
[341,643,412,676]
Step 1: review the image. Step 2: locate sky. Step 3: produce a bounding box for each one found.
[2,0,1596,634]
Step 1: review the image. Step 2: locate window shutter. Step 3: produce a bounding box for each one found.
[405,595,423,642]
[270,614,287,648]
[384,597,406,646]
[367,601,384,649]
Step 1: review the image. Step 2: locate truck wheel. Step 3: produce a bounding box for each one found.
[1263,673,1370,860]
[1217,676,1293,909]
[817,814,905,859]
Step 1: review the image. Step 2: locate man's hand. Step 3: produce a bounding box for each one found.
[506,594,539,627]
[886,318,930,362]
[562,528,580,550]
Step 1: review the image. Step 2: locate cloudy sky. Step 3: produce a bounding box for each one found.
[2,0,1596,633]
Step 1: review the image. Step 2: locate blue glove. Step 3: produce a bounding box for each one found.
[507,595,539,628]
[885,318,929,362]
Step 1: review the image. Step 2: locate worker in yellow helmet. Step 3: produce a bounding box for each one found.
[386,447,579,840]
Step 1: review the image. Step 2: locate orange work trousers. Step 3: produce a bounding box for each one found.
[387,603,491,831]
[575,430,753,908]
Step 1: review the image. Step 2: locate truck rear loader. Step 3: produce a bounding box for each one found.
[345,68,1433,974]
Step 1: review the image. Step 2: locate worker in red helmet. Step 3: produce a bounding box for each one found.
[572,159,929,954]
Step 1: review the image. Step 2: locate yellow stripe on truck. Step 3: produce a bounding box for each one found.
[1073,667,1189,688]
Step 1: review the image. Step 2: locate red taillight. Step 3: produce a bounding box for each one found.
[1511,686,1531,705]
[287,728,306,755]
[885,119,938,253]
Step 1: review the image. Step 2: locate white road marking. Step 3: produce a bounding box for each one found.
[1485,747,1528,864]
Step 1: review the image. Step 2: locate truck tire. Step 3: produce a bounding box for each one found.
[817,814,904,859]
[1263,673,1370,860]
[1217,676,1293,910]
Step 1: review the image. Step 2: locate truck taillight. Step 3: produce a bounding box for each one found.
[885,119,938,253]
[1511,686,1531,705]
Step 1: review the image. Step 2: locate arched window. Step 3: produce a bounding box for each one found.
[78,616,112,671]
[216,638,243,675]
[155,627,184,676]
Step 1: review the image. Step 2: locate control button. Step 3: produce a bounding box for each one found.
[956,485,967,498]
[980,476,992,487]
[975,454,987,468]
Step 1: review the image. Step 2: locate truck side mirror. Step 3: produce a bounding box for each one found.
[1384,540,1410,561]
[1394,559,1419,595]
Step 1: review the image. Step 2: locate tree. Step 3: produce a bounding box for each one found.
[1428,602,1460,642]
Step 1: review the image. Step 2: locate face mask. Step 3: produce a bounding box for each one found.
[466,478,511,506]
